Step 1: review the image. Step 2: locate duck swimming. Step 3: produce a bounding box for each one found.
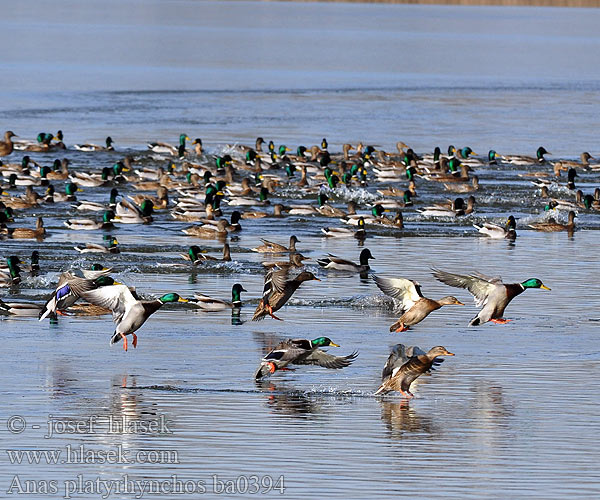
[317,248,374,273]
[189,283,246,311]
[473,215,517,240]
[528,211,576,232]
[252,235,300,253]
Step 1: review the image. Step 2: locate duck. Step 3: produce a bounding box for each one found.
[528,211,576,232]
[114,198,154,224]
[418,196,475,217]
[73,136,114,152]
[39,273,120,320]
[52,182,80,202]
[432,268,550,326]
[240,203,286,219]
[64,285,188,351]
[130,186,169,210]
[374,344,454,398]
[189,283,247,311]
[373,275,464,332]
[46,159,70,180]
[0,256,22,286]
[81,263,113,280]
[74,188,120,211]
[182,219,229,238]
[252,235,299,253]
[64,210,115,230]
[147,133,190,157]
[0,131,17,156]
[317,248,374,273]
[252,268,320,321]
[254,337,357,380]
[0,297,45,317]
[8,216,46,239]
[321,217,366,238]
[444,175,479,193]
[261,252,309,269]
[473,215,517,240]
[200,211,242,232]
[505,146,550,165]
[74,236,120,254]
[553,152,594,170]
[182,243,231,263]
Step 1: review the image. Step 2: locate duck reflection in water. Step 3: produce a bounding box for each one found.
[255,380,322,418]
[380,399,439,440]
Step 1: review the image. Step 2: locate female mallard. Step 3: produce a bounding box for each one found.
[182,243,231,264]
[317,248,374,273]
[73,286,188,351]
[419,196,475,217]
[254,337,357,380]
[46,159,70,180]
[0,256,22,286]
[473,215,517,240]
[189,283,246,311]
[374,344,454,398]
[64,210,115,230]
[432,268,550,326]
[252,268,320,321]
[73,136,114,152]
[252,235,299,253]
[528,211,576,232]
[75,236,119,254]
[374,276,464,332]
[182,219,229,238]
[131,186,169,210]
[9,217,46,239]
[0,131,17,156]
[444,175,479,193]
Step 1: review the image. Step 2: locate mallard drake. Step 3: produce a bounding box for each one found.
[0,131,17,156]
[254,337,357,380]
[322,217,366,238]
[73,136,114,152]
[506,146,550,165]
[374,276,464,332]
[252,268,320,321]
[528,211,576,232]
[0,297,45,317]
[252,235,299,253]
[75,188,120,212]
[75,236,119,254]
[73,286,188,351]
[52,182,80,202]
[114,198,154,224]
[39,273,120,320]
[418,196,475,217]
[181,219,229,238]
[64,210,115,230]
[473,215,517,240]
[432,268,550,326]
[189,283,246,311]
[317,248,374,273]
[81,263,113,280]
[147,134,190,157]
[182,243,231,264]
[0,256,22,286]
[374,344,454,398]
[8,217,46,239]
[131,186,169,209]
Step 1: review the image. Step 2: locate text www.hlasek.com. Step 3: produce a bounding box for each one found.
[7,474,286,498]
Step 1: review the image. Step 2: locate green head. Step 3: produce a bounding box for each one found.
[9,173,17,186]
[91,263,106,271]
[6,256,21,278]
[52,159,61,170]
[40,166,51,178]
[278,145,288,156]
[31,251,39,266]
[297,146,306,157]
[65,182,78,195]
[109,188,119,204]
[101,167,111,181]
[56,130,63,141]
[259,186,269,202]
[94,276,119,287]
[203,171,213,184]
[108,237,119,248]
[285,163,295,178]
[159,293,188,304]
[537,146,549,160]
[448,145,456,156]
[324,167,333,180]
[448,158,460,172]
[22,156,31,168]
[328,174,339,189]
[371,204,385,217]
[488,150,498,161]
[521,278,551,290]
[179,134,190,146]
[106,136,113,148]
[188,245,201,261]
[112,162,124,175]
[433,147,441,162]
[216,180,227,192]
[102,210,115,223]
[318,193,329,206]
[140,199,154,216]
[311,337,339,348]
[342,172,352,186]
[231,283,247,303]
[506,215,516,230]
[461,147,474,158]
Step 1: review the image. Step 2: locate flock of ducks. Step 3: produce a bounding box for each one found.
[0,130,591,398]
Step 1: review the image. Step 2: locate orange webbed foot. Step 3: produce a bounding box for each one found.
[132,333,138,349]
[490,318,512,324]
[394,323,409,332]
[121,333,128,352]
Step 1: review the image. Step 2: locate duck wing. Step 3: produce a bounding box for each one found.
[432,268,501,308]
[373,276,423,313]
[295,349,358,368]
[79,284,138,325]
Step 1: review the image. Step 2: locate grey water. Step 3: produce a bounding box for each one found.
[1,1,600,498]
